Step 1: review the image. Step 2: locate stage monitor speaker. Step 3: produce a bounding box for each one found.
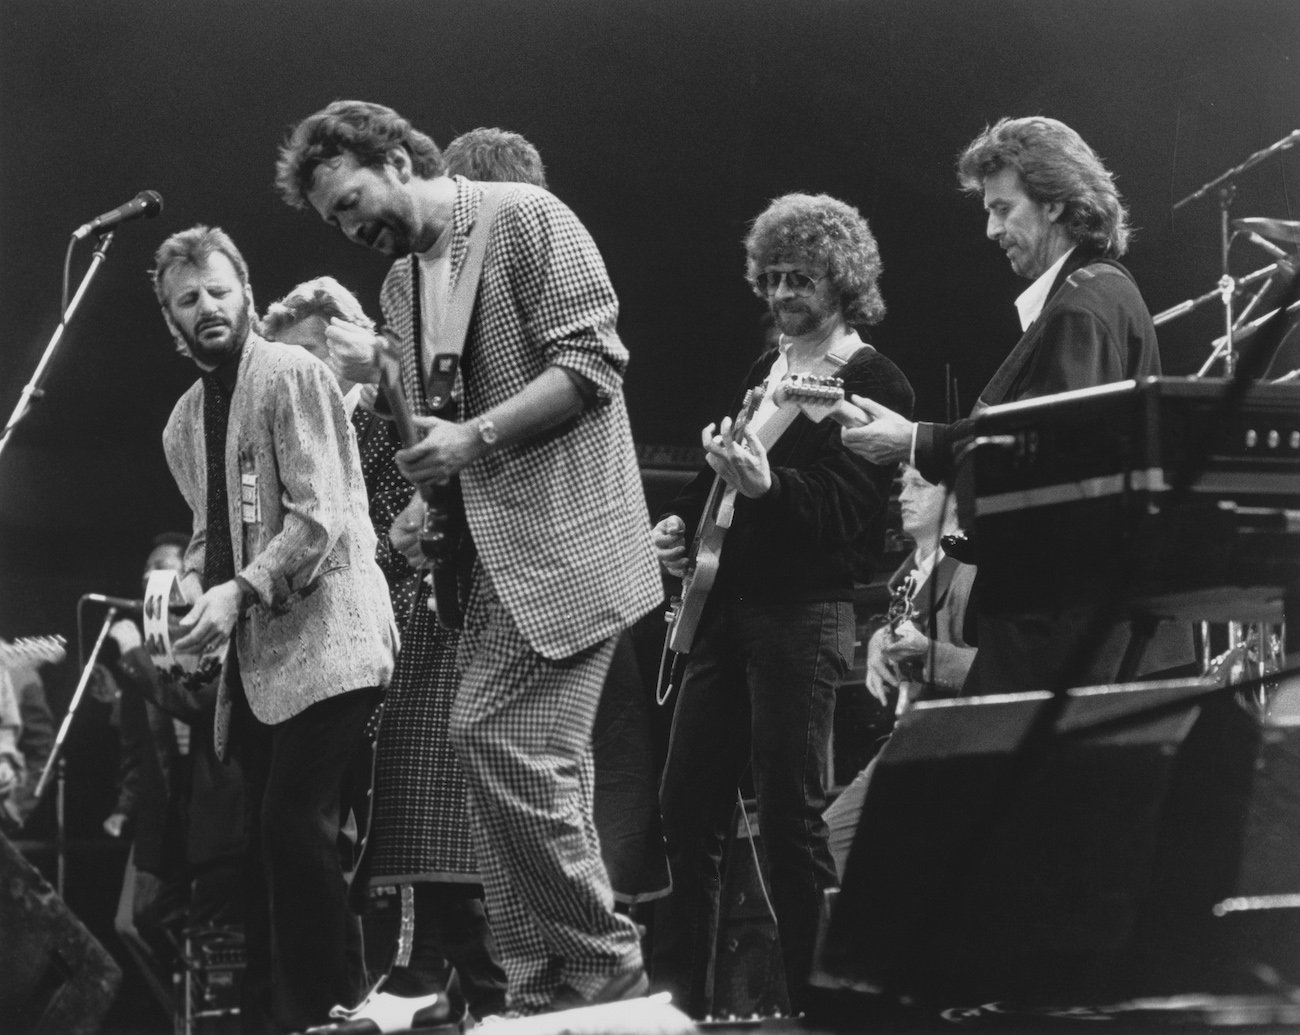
[0,832,121,1034]
[817,679,1300,1006]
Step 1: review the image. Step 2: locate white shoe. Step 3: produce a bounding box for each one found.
[325,980,463,1033]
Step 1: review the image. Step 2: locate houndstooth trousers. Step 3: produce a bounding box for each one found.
[450,564,642,1013]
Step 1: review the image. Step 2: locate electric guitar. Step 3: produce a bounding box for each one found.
[778,371,975,564]
[884,572,925,699]
[372,331,465,629]
[657,386,767,702]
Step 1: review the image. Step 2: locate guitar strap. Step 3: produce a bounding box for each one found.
[422,182,509,413]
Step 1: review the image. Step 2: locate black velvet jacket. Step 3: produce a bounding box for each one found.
[915,245,1162,485]
[663,344,914,602]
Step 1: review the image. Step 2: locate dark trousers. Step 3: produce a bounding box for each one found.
[408,883,508,1018]
[654,596,849,1017]
[234,680,380,1034]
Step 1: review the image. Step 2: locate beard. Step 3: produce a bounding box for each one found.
[181,304,252,369]
[770,298,833,338]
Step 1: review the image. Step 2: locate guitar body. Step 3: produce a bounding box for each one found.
[418,476,466,626]
[659,386,766,679]
[666,523,723,655]
[373,333,465,629]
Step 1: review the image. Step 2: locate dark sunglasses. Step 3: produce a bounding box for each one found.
[755,269,826,296]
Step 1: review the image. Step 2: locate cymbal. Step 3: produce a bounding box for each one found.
[1233,216,1300,245]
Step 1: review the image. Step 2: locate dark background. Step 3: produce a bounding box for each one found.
[0,3,1297,1024]
[1,0,1298,808]
[3,0,1300,634]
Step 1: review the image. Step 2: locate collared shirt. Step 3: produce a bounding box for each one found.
[341,382,363,419]
[909,245,1077,465]
[1014,245,1076,331]
[908,541,944,595]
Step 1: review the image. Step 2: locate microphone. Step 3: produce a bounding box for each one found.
[72,190,164,240]
[81,592,187,617]
[81,593,147,616]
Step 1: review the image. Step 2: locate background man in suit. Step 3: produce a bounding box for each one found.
[825,464,976,879]
[276,101,662,1017]
[840,116,1191,694]
[864,465,976,716]
[151,225,397,1033]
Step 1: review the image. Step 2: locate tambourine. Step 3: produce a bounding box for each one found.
[142,569,226,694]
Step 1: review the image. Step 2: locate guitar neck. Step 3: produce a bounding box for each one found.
[380,380,421,450]
[821,398,870,429]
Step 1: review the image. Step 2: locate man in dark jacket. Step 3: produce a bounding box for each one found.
[651,193,913,1017]
[842,116,1191,694]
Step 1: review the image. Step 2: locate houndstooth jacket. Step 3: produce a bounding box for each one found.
[163,335,398,757]
[379,177,661,660]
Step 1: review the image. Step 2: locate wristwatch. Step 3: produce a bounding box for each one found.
[475,416,499,448]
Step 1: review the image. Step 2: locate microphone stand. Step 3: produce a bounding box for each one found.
[33,599,120,897]
[0,230,116,468]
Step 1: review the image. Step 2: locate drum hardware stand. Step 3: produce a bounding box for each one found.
[1170,129,1300,378]
[1167,133,1300,687]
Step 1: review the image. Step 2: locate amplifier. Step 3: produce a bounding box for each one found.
[178,925,244,1034]
[961,377,1300,621]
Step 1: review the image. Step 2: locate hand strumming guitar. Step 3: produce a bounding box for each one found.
[651,515,688,578]
[839,393,914,466]
[702,415,771,499]
[396,415,490,486]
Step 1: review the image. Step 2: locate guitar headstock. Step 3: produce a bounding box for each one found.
[0,634,67,668]
[773,373,872,429]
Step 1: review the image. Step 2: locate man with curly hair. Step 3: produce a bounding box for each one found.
[841,117,1190,692]
[274,100,662,1018]
[650,193,913,1017]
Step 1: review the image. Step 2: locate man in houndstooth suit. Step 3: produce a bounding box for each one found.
[276,101,662,1017]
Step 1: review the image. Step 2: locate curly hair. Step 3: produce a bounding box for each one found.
[957,117,1130,256]
[275,100,445,209]
[262,276,375,339]
[445,127,547,188]
[150,224,251,304]
[744,193,886,326]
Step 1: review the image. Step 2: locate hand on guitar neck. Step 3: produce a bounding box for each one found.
[775,373,914,466]
[772,373,870,428]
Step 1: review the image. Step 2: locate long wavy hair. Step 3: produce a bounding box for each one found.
[744,193,886,326]
[957,116,1130,256]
